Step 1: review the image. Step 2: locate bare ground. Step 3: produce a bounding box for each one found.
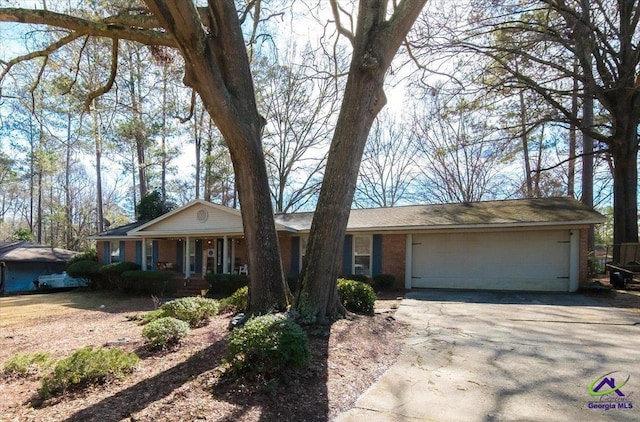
[0,290,406,422]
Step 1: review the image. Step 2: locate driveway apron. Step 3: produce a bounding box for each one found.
[337,290,640,421]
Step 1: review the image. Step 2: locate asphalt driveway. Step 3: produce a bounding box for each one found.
[338,290,640,421]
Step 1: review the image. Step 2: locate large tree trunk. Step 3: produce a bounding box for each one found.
[145,0,290,313]
[299,0,427,321]
[611,119,639,262]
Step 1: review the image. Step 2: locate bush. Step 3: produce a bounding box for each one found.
[99,261,141,276]
[139,308,166,325]
[206,273,248,295]
[337,278,377,315]
[225,313,310,380]
[2,351,54,377]
[98,262,140,288]
[221,286,248,313]
[66,249,98,268]
[121,270,178,296]
[340,273,369,283]
[372,273,396,291]
[39,347,139,399]
[160,296,220,328]
[66,259,102,288]
[142,317,191,349]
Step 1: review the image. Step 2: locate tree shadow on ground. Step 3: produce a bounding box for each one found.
[63,337,227,422]
[60,322,330,422]
[206,324,331,422]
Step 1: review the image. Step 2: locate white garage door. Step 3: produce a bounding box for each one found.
[411,230,571,291]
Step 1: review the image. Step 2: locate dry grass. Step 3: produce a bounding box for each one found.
[0,289,406,422]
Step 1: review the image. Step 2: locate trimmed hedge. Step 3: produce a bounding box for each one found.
[372,273,396,291]
[206,273,248,295]
[96,261,141,290]
[337,278,377,315]
[121,270,178,296]
[66,259,102,288]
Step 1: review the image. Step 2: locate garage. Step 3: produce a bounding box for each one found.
[410,229,579,292]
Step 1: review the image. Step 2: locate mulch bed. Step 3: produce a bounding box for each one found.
[0,294,406,421]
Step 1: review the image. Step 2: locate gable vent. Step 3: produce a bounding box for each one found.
[196,209,209,222]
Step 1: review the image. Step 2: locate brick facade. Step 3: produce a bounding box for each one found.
[381,234,406,289]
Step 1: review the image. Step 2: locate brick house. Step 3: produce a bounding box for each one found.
[91,197,603,292]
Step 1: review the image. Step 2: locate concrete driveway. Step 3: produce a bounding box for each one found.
[338,290,640,421]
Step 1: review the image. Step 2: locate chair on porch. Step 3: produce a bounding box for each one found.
[238,264,248,275]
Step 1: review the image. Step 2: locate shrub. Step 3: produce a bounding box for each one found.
[66,249,98,268]
[39,347,139,399]
[98,262,140,289]
[160,296,220,328]
[99,261,141,276]
[372,273,396,291]
[142,317,191,349]
[66,259,102,288]
[139,308,166,325]
[337,278,377,315]
[221,286,248,313]
[206,273,248,295]
[121,270,178,296]
[225,313,310,380]
[2,351,54,377]
[340,273,369,283]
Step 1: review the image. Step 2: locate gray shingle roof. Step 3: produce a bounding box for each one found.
[91,220,149,238]
[0,241,79,263]
[274,197,604,232]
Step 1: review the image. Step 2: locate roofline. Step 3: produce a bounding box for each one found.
[287,220,603,234]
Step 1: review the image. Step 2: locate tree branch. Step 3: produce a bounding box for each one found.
[84,38,119,111]
[534,148,608,173]
[0,8,176,47]
[0,31,81,86]
[329,0,355,46]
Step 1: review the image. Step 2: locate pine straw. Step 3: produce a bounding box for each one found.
[0,291,406,421]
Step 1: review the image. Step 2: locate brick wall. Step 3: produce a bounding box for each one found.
[279,236,293,276]
[381,234,406,289]
[123,240,137,263]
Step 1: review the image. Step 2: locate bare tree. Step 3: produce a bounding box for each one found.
[412,93,506,203]
[299,0,428,319]
[0,0,427,318]
[456,0,640,258]
[355,111,417,207]
[258,48,338,213]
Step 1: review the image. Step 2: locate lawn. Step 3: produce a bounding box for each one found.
[0,289,405,421]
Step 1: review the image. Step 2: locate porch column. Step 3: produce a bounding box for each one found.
[185,236,191,279]
[141,238,147,271]
[223,235,229,274]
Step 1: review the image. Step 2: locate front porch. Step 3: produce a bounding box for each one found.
[139,236,249,279]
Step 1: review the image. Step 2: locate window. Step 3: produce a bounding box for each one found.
[110,241,120,263]
[353,235,371,276]
[145,239,153,269]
